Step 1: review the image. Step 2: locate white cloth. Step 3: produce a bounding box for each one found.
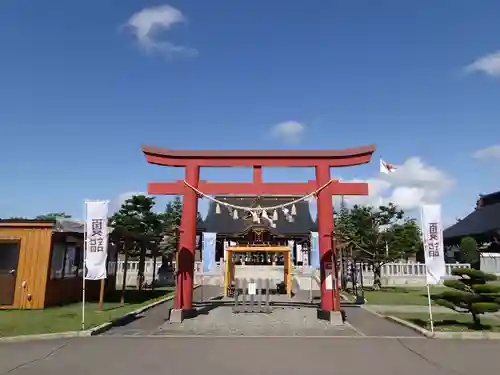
[421,204,446,285]
[380,158,398,174]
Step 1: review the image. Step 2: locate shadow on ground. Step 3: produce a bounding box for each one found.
[191,296,226,316]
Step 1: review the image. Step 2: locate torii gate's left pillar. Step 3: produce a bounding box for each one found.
[174,164,200,317]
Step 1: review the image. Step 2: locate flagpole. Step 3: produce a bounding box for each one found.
[82,200,87,331]
[420,204,434,334]
[426,283,434,334]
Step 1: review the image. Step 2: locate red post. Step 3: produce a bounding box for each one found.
[253,166,263,183]
[315,164,336,312]
[175,164,200,310]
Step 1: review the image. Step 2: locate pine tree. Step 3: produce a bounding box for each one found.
[433,268,500,327]
[160,196,183,261]
[108,195,164,289]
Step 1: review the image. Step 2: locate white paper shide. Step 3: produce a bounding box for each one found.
[421,204,446,285]
[85,200,109,280]
[248,282,256,295]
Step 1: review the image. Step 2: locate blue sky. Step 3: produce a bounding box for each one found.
[1,0,500,225]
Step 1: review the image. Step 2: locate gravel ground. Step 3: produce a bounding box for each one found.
[104,287,419,338]
[154,303,358,336]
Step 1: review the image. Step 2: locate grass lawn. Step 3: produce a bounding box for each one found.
[0,288,174,338]
[360,286,445,305]
[391,312,500,332]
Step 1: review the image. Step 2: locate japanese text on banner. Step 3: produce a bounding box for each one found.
[427,222,441,259]
[89,218,105,253]
[421,204,446,285]
[85,200,109,280]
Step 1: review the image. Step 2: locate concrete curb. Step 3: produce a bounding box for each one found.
[386,315,500,340]
[360,305,387,319]
[0,286,200,343]
[385,316,434,338]
[0,331,91,343]
[339,293,350,301]
[361,305,433,338]
[339,292,368,304]
[433,331,500,340]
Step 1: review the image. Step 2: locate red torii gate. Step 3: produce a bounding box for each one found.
[142,144,376,317]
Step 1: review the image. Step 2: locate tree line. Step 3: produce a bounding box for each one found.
[335,201,422,289]
[11,196,478,290]
[5,196,425,289]
[4,196,186,290]
[106,195,187,289]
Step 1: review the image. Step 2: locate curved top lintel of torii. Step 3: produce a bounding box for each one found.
[142,144,376,168]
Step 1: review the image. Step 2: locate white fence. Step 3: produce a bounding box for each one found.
[358,262,469,277]
[115,260,473,288]
[480,253,500,275]
[357,262,470,287]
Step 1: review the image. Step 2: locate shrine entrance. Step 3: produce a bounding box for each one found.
[223,245,292,297]
[142,145,376,319]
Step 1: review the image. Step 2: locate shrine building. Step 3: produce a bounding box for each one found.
[198,195,318,267]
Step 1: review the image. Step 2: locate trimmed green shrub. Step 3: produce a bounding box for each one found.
[432,268,500,326]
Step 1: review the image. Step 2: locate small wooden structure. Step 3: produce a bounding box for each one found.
[0,220,116,309]
[224,245,292,297]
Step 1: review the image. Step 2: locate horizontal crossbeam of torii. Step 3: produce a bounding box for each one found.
[148,180,368,196]
[142,144,376,320]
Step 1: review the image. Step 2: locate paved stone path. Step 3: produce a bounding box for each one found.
[2,336,500,375]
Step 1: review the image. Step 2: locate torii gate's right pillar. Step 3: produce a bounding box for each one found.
[316,164,337,312]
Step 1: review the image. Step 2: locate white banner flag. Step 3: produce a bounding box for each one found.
[421,204,446,285]
[85,200,109,280]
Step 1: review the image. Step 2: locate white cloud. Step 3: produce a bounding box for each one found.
[110,191,147,212]
[464,51,500,77]
[344,157,455,212]
[473,145,500,160]
[270,121,306,144]
[125,5,197,59]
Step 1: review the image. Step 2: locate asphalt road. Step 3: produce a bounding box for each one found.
[1,336,499,375]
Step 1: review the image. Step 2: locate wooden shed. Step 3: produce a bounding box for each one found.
[0,220,116,309]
